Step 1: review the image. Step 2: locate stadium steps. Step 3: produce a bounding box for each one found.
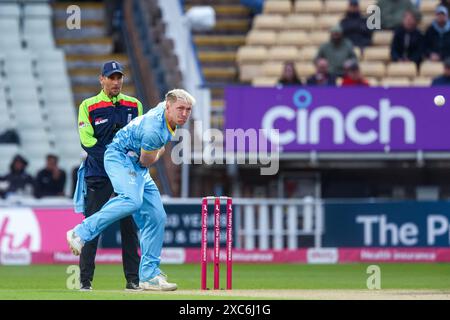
[202,67,237,81]
[198,52,236,63]
[65,53,129,68]
[212,20,251,33]
[193,35,246,48]
[185,4,249,17]
[184,0,252,129]
[53,2,135,108]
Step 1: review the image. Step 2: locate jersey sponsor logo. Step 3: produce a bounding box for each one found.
[128,170,137,178]
[94,118,108,126]
[78,121,87,128]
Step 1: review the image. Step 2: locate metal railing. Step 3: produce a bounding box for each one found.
[0,196,325,249]
[162,197,324,249]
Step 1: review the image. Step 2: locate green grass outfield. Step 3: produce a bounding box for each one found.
[0,263,449,300]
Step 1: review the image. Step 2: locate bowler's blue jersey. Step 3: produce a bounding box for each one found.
[108,102,176,155]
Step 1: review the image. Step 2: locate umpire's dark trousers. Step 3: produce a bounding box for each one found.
[79,176,140,287]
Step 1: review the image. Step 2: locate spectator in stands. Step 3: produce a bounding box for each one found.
[424,5,450,62]
[431,57,450,85]
[377,0,421,30]
[278,61,302,86]
[341,59,370,86]
[316,25,357,77]
[391,10,424,67]
[34,154,66,198]
[306,58,337,86]
[3,155,34,198]
[340,0,373,50]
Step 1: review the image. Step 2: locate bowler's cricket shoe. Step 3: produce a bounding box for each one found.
[66,229,84,256]
[139,274,177,291]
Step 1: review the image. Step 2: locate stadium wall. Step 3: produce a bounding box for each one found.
[1,200,449,265]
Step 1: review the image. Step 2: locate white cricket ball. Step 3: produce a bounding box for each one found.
[434,95,445,107]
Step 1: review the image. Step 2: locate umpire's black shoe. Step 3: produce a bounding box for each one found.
[125,282,143,292]
[80,283,93,291]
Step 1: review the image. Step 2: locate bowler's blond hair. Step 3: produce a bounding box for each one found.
[165,89,196,106]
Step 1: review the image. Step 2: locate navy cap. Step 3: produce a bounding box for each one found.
[101,60,124,77]
[349,0,359,6]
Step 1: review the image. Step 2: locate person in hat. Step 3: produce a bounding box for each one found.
[431,57,450,85]
[315,24,357,77]
[75,61,143,291]
[340,0,373,49]
[1,154,34,199]
[424,5,450,61]
[341,59,369,86]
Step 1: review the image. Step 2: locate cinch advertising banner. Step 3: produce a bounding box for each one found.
[323,201,450,247]
[225,87,450,152]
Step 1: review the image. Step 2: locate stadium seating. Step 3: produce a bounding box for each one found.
[0,4,22,51]
[412,77,432,86]
[324,0,348,14]
[268,46,300,61]
[277,30,311,47]
[362,47,391,62]
[386,62,417,78]
[419,61,444,78]
[0,1,79,197]
[253,14,285,30]
[372,31,394,47]
[360,61,386,79]
[294,0,323,15]
[252,76,279,87]
[299,46,319,62]
[285,14,317,31]
[246,30,278,46]
[263,0,292,15]
[237,46,269,63]
[295,62,316,78]
[236,0,442,87]
[382,77,411,87]
[23,3,55,50]
[262,61,284,77]
[308,31,330,46]
[317,15,342,30]
[420,0,440,14]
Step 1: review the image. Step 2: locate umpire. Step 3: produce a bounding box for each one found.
[77,61,142,291]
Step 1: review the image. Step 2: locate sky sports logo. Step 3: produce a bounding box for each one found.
[261,89,416,148]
